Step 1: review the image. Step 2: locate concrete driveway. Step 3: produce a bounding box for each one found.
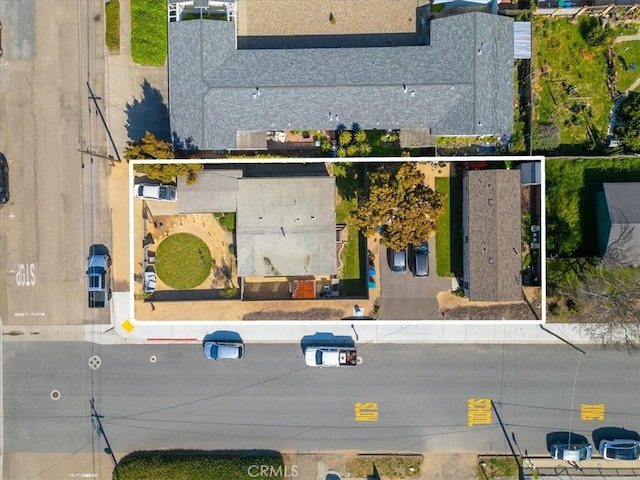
[377,238,451,320]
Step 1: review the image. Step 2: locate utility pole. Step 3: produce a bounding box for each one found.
[89,398,119,476]
[86,82,121,162]
[491,400,524,480]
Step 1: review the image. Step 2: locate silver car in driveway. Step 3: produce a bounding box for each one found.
[387,248,406,274]
[135,183,177,202]
[599,439,640,461]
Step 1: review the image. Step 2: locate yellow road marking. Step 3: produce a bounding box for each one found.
[581,404,605,420]
[468,398,492,427]
[355,402,378,422]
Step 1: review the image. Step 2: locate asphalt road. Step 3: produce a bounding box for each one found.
[0,0,111,327]
[378,239,451,320]
[4,342,640,457]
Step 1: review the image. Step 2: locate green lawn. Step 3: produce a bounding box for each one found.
[614,40,640,92]
[532,17,612,151]
[131,0,167,65]
[213,212,236,232]
[336,196,361,280]
[115,453,285,480]
[546,158,640,257]
[155,233,211,289]
[435,176,462,278]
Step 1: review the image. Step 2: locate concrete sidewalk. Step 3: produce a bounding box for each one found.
[1,292,610,346]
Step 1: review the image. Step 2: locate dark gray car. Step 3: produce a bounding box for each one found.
[0,153,9,204]
[411,242,429,277]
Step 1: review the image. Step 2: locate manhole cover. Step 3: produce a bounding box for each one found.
[50,390,61,400]
[88,355,102,370]
[357,357,364,365]
[150,355,157,363]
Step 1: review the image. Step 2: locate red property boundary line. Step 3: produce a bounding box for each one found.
[147,338,199,342]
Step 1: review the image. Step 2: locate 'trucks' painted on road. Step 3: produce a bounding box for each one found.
[355,402,378,422]
[468,398,492,426]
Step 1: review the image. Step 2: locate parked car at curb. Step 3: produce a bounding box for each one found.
[549,442,593,461]
[203,341,244,360]
[387,247,406,274]
[86,246,111,308]
[599,439,640,461]
[304,346,358,367]
[134,183,177,202]
[0,153,9,204]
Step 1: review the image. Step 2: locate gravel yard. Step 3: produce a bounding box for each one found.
[238,0,424,37]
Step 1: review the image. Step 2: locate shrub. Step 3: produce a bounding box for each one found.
[105,0,120,53]
[220,288,238,299]
[329,12,336,24]
[354,130,367,144]
[339,130,352,145]
[532,122,561,151]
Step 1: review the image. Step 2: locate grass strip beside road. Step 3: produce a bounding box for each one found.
[131,0,167,65]
[347,455,422,479]
[105,0,120,53]
[115,452,285,479]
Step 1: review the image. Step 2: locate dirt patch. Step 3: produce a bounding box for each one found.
[421,452,479,480]
[240,0,420,37]
[437,291,541,321]
[146,213,237,291]
[243,307,348,320]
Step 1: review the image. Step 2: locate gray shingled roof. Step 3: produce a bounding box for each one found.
[463,170,522,302]
[603,182,640,225]
[236,177,337,277]
[600,182,640,266]
[168,12,514,150]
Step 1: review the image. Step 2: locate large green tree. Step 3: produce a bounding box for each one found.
[126,131,203,184]
[616,92,640,152]
[350,162,444,251]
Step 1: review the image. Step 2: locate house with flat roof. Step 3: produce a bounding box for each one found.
[597,182,640,266]
[462,169,522,302]
[168,12,514,151]
[235,177,337,277]
[141,169,337,280]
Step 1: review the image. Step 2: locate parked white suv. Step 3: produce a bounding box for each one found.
[86,246,111,308]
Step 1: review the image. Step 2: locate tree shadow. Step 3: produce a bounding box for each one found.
[172,130,199,152]
[125,79,170,144]
[334,162,365,201]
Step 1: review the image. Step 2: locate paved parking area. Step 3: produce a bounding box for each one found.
[377,238,451,320]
